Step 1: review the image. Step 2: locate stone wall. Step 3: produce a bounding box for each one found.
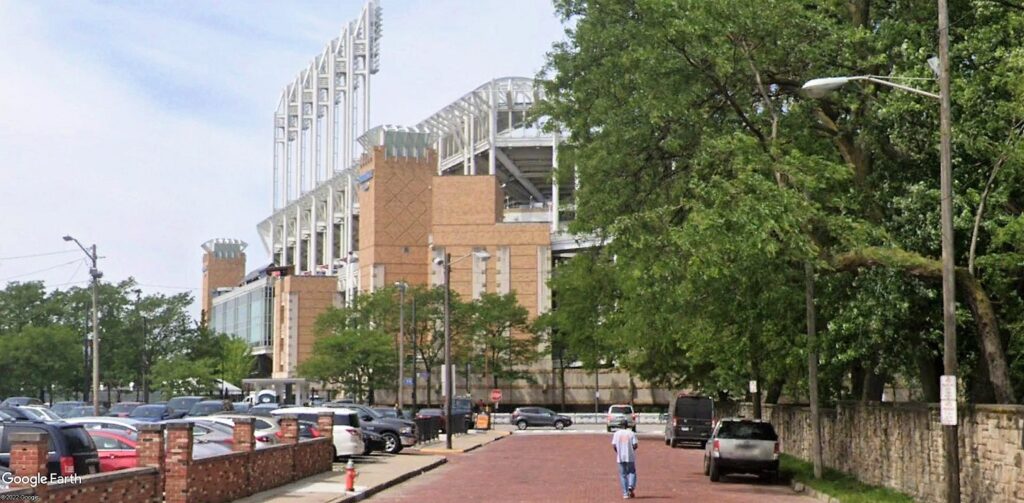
[721,402,1024,503]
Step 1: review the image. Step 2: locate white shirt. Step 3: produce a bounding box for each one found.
[611,429,638,463]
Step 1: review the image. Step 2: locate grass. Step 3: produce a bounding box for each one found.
[780,454,915,503]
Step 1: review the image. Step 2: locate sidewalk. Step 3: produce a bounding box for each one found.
[236,430,509,503]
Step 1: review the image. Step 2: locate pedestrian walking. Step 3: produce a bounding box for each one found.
[611,426,638,498]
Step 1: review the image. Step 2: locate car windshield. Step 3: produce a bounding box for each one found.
[110,403,140,413]
[61,427,97,453]
[674,397,713,419]
[716,421,778,441]
[609,406,632,414]
[189,403,223,415]
[132,406,165,418]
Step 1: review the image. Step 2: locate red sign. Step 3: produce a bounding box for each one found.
[490,389,502,402]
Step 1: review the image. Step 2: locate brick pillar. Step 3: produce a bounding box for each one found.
[137,423,166,500]
[279,414,299,445]
[232,417,256,452]
[164,422,193,503]
[317,412,334,439]
[9,431,48,496]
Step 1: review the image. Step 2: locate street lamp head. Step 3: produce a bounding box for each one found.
[472,250,491,261]
[433,257,445,267]
[801,77,851,98]
[62,235,74,242]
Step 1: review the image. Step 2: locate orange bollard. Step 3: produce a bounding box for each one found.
[345,459,357,492]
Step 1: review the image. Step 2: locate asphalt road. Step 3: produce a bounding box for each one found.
[367,429,810,502]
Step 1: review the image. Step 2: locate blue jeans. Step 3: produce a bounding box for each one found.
[617,461,637,495]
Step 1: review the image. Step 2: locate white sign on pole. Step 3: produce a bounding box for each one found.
[749,380,758,394]
[441,364,449,395]
[940,375,957,426]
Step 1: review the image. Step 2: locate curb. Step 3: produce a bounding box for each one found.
[327,457,448,503]
[416,431,511,455]
[791,481,841,503]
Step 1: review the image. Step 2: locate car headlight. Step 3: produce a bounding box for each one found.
[400,427,413,434]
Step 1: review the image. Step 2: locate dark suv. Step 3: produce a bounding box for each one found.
[325,402,417,454]
[0,422,100,476]
[166,396,205,419]
[510,407,573,430]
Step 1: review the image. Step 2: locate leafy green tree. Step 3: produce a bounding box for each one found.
[468,292,538,389]
[218,336,255,389]
[298,324,395,404]
[0,325,82,399]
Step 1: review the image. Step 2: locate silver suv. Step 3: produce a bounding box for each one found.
[605,404,636,432]
[703,418,780,483]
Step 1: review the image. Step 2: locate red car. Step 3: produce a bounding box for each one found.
[86,430,138,472]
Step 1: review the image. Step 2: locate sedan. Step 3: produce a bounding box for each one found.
[107,402,144,418]
[130,404,173,422]
[86,429,138,472]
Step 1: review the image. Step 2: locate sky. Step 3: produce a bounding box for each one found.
[0,0,565,317]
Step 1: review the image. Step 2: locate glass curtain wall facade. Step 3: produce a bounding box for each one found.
[209,277,274,351]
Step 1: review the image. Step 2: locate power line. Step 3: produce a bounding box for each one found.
[136,283,199,291]
[0,249,79,260]
[0,258,86,282]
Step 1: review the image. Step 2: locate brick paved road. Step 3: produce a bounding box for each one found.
[368,433,809,502]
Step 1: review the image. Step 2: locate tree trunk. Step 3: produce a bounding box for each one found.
[833,248,1016,403]
[862,370,885,402]
[917,352,942,402]
[764,378,784,404]
[850,363,865,400]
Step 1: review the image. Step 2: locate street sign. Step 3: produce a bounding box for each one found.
[749,380,758,393]
[490,389,502,402]
[940,375,957,426]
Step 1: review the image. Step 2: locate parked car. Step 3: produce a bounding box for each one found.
[297,420,322,439]
[86,429,138,472]
[51,401,87,418]
[415,408,446,433]
[16,406,63,422]
[606,404,637,432]
[665,393,715,448]
[65,405,107,418]
[0,407,35,421]
[510,407,573,430]
[165,396,205,419]
[205,414,282,444]
[328,403,416,454]
[270,407,364,460]
[703,418,780,483]
[65,417,141,434]
[130,404,173,422]
[160,419,235,447]
[107,402,144,418]
[372,407,401,419]
[232,402,251,413]
[187,399,232,417]
[0,421,100,476]
[0,397,43,407]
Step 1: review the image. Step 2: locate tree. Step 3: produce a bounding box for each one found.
[218,336,255,390]
[298,323,395,403]
[540,0,1024,404]
[469,292,538,389]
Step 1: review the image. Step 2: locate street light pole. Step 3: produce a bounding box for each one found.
[442,253,453,450]
[396,282,406,410]
[438,249,491,450]
[65,235,102,415]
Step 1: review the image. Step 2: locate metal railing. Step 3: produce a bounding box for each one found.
[414,417,441,443]
[492,412,668,425]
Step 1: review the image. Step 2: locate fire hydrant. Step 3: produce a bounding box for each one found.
[345,459,357,492]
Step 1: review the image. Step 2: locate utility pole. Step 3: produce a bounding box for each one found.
[411,295,418,408]
[396,282,406,410]
[937,0,961,500]
[805,262,823,479]
[442,253,453,450]
[65,235,102,416]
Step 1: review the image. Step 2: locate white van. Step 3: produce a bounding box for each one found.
[270,406,364,459]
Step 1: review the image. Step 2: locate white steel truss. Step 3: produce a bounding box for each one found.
[261,0,381,303]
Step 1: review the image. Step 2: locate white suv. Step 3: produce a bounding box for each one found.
[703,418,780,483]
[606,404,637,432]
[271,407,365,459]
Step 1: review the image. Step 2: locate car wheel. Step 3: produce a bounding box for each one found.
[554,421,565,430]
[709,459,721,482]
[382,432,402,454]
[362,444,374,456]
[516,420,528,430]
[332,446,338,461]
[703,456,710,476]
[631,426,637,432]
[664,438,670,446]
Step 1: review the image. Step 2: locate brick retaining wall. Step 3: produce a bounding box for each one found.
[0,412,336,503]
[721,402,1024,502]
